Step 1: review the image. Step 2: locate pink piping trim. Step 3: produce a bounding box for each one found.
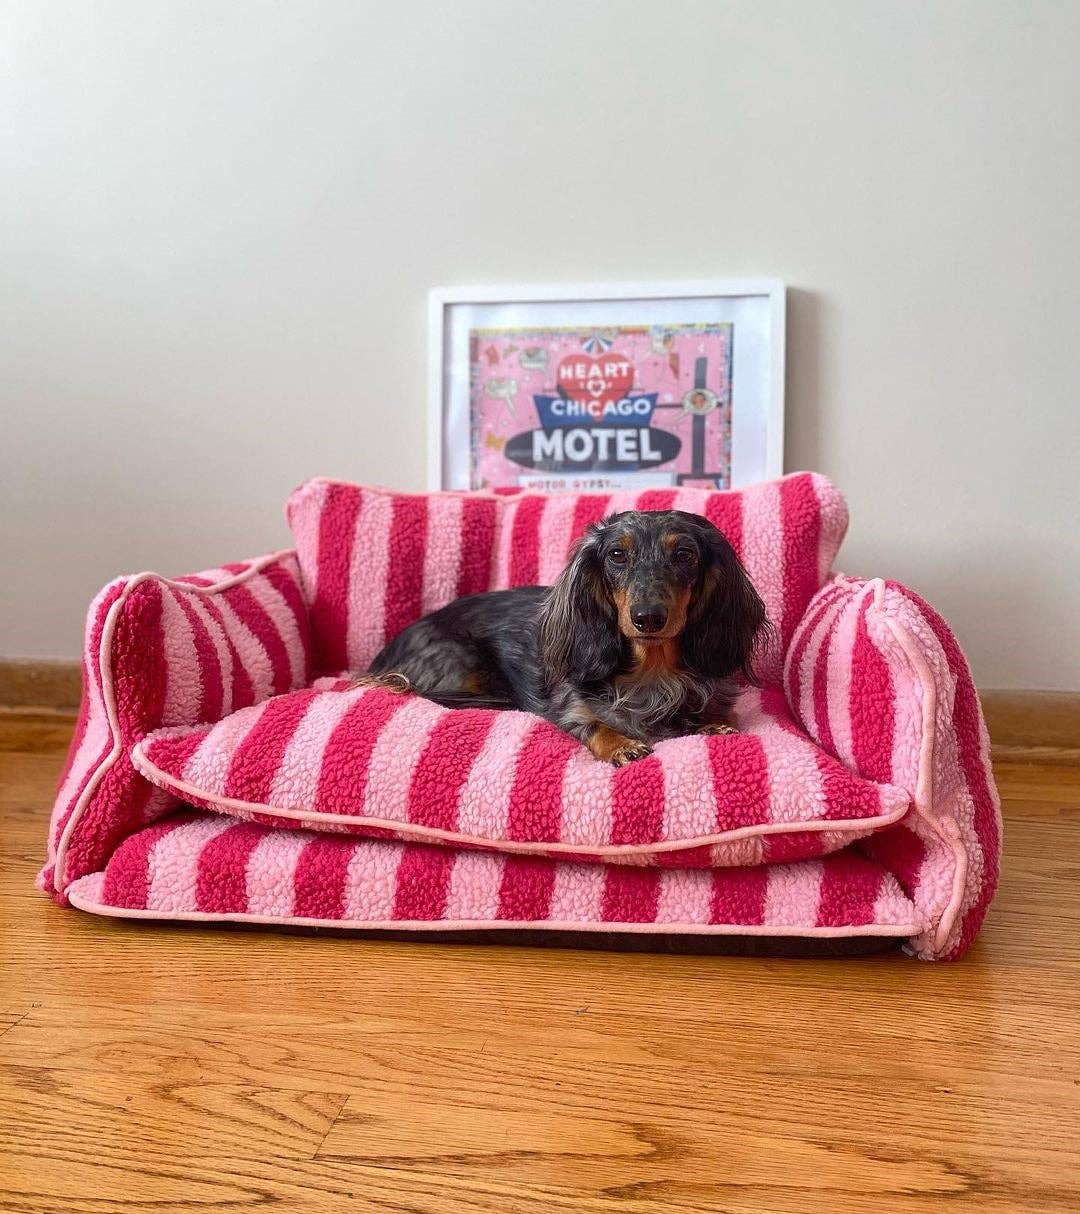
[52,551,299,891]
[874,581,968,953]
[65,879,922,938]
[129,742,911,860]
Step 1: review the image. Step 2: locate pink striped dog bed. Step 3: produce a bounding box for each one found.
[41,473,1002,960]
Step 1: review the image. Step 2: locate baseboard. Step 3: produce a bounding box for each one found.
[1,659,1077,763]
[0,659,82,711]
[979,691,1080,765]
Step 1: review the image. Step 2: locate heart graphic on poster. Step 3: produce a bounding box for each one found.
[557,352,634,415]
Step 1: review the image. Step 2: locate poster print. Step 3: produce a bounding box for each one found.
[468,323,733,492]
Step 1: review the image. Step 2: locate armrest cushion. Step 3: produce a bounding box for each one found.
[783,576,1002,959]
[40,551,311,899]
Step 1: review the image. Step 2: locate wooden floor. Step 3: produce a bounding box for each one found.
[2,714,1078,1213]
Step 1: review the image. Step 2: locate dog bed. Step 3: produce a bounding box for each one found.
[40,473,1002,960]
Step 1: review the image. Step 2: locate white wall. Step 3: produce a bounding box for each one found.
[3,0,1078,689]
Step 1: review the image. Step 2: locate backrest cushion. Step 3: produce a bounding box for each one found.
[286,472,847,682]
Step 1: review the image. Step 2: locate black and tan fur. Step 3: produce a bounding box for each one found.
[363,510,769,766]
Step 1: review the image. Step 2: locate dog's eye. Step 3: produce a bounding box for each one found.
[607,549,629,566]
[673,547,696,564]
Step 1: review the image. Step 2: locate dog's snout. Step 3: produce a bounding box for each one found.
[630,602,668,634]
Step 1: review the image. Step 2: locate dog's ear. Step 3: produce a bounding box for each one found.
[538,523,622,686]
[682,520,769,684]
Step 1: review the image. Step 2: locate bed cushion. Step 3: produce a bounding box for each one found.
[285,471,848,684]
[65,809,923,937]
[131,681,911,869]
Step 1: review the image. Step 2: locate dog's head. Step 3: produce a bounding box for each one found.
[538,509,769,685]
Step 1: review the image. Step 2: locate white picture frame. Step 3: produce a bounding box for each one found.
[427,279,785,492]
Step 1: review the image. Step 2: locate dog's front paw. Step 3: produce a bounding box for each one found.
[698,723,739,736]
[610,740,653,767]
[587,725,653,765]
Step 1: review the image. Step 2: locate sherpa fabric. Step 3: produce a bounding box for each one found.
[783,575,1002,961]
[285,471,848,684]
[41,475,1002,960]
[64,810,923,938]
[38,554,311,901]
[131,681,911,868]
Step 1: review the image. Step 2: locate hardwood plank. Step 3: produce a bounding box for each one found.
[1,1141,1077,1214]
[1,714,1078,1213]
[1,1063,347,1161]
[312,1074,1077,1202]
[0,1011,31,1041]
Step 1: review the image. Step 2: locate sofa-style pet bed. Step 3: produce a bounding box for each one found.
[40,473,1001,960]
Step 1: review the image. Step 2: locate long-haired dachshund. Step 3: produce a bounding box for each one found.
[362,510,768,766]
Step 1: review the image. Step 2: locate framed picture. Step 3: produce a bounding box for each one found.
[428,279,785,492]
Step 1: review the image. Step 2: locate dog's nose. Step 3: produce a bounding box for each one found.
[630,603,668,633]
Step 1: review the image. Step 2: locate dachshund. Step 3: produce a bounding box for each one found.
[361,510,769,766]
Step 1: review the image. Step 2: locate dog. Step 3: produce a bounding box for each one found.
[361,510,768,766]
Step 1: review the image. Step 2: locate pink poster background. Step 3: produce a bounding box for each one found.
[468,323,733,491]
